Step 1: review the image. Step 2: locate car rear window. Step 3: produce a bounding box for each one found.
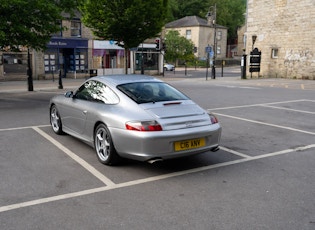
[117,82,189,104]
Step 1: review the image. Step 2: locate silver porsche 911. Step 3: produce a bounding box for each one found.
[49,75,221,165]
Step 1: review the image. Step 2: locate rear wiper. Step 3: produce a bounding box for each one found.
[140,99,156,104]
[163,102,182,106]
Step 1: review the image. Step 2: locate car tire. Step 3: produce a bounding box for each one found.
[50,105,64,135]
[94,123,120,165]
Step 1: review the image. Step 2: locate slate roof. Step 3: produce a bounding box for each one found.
[165,15,226,29]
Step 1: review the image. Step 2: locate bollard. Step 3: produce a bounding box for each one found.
[58,69,63,89]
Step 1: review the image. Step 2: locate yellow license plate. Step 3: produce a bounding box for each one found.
[174,138,206,151]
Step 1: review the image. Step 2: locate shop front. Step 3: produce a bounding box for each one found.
[45,38,88,78]
[134,43,161,75]
[92,40,131,75]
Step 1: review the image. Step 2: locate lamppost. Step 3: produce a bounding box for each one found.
[206,4,217,79]
[27,48,34,91]
[141,42,144,74]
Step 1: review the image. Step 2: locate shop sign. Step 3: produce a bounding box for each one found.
[47,38,88,48]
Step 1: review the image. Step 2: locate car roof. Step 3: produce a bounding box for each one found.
[89,75,162,87]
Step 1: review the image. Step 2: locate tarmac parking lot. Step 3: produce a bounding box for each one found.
[0,76,315,229]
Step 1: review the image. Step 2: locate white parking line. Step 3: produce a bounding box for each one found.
[214,84,261,90]
[210,99,308,111]
[214,113,315,136]
[32,127,116,187]
[219,146,251,158]
[260,104,315,114]
[1,97,314,213]
[1,143,314,213]
[0,125,50,132]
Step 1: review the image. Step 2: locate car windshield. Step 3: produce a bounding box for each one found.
[117,82,189,104]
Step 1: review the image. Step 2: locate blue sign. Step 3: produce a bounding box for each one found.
[205,46,212,53]
[47,38,88,48]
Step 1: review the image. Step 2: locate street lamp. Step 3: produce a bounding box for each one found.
[27,48,34,91]
[252,35,257,50]
[206,4,217,79]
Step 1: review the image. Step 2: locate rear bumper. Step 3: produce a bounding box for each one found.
[110,124,222,161]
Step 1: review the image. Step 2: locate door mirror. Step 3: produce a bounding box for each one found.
[65,91,74,98]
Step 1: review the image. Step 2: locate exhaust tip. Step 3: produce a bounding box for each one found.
[147,158,163,164]
[211,146,220,152]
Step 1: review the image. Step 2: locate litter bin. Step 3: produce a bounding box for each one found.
[89,69,97,77]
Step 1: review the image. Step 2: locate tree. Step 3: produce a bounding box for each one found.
[0,0,78,50]
[166,0,209,21]
[0,0,78,90]
[164,30,194,64]
[213,0,246,42]
[80,0,168,74]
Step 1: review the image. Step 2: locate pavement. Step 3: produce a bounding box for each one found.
[1,66,315,93]
[0,67,242,93]
[0,78,86,93]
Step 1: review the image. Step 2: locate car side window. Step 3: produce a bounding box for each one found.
[75,80,119,104]
[75,83,93,101]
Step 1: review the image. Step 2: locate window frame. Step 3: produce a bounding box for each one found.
[271,48,279,59]
[71,19,82,38]
[186,30,192,40]
[216,31,222,41]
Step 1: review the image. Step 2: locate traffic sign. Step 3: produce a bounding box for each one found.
[205,46,212,53]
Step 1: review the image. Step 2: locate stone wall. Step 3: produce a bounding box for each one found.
[245,0,315,79]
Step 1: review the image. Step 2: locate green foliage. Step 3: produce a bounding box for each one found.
[80,0,168,49]
[164,30,195,63]
[0,0,78,51]
[167,0,209,20]
[214,0,246,40]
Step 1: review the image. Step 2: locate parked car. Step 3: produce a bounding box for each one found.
[49,75,221,165]
[164,63,175,71]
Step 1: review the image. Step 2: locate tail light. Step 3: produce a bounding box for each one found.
[126,120,163,131]
[208,113,219,124]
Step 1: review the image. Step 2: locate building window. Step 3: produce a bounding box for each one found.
[216,45,221,54]
[71,20,81,37]
[44,51,58,73]
[73,49,88,71]
[52,20,62,37]
[186,30,191,40]
[216,31,222,41]
[271,48,279,58]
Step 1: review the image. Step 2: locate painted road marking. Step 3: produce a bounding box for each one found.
[32,127,116,187]
[219,146,251,158]
[1,98,314,213]
[214,84,261,90]
[260,104,315,114]
[210,99,308,111]
[214,113,315,136]
[0,124,50,132]
[0,143,314,213]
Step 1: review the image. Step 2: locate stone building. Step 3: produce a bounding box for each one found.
[244,0,315,79]
[0,13,163,81]
[0,13,97,81]
[1,14,228,81]
[165,16,228,61]
[1,14,145,80]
